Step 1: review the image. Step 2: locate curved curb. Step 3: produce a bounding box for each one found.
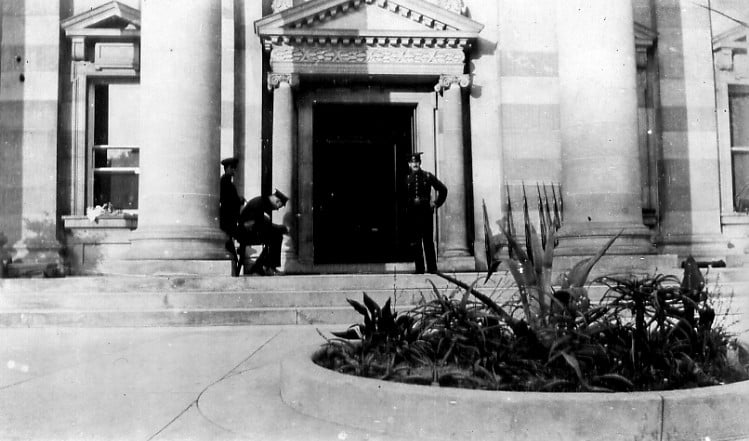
[280,347,749,441]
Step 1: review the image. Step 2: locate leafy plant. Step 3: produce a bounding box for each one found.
[315,183,748,392]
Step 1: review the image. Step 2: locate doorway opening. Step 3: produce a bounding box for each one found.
[313,104,414,264]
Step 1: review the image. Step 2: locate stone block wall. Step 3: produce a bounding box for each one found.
[0,1,61,265]
[656,0,726,261]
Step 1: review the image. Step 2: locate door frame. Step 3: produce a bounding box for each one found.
[297,87,437,270]
[311,103,414,264]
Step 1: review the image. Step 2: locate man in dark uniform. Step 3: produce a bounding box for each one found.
[219,157,245,275]
[406,152,447,274]
[239,189,289,276]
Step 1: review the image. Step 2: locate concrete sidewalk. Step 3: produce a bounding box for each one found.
[0,325,406,441]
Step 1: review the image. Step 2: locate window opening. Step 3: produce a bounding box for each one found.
[90,82,140,212]
[728,85,749,212]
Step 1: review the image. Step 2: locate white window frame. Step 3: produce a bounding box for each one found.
[86,80,140,214]
[713,26,749,223]
[715,58,749,218]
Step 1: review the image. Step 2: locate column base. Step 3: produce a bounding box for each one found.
[437,255,477,273]
[658,233,732,265]
[555,221,656,256]
[100,259,233,276]
[7,239,65,277]
[127,225,230,260]
[551,254,678,282]
[12,240,62,263]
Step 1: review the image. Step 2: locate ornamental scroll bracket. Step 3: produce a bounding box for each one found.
[434,74,471,92]
[267,73,300,91]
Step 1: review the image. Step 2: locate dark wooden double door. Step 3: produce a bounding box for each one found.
[313,104,414,264]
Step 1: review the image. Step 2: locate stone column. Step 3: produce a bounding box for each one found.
[555,0,653,255]
[128,0,227,263]
[269,73,299,269]
[655,0,724,261]
[436,74,472,260]
[0,1,62,266]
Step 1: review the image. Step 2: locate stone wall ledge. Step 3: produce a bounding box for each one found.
[722,213,749,225]
[281,347,749,441]
[62,215,137,230]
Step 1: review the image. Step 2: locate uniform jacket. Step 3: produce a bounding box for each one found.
[239,195,273,233]
[219,173,242,233]
[407,169,448,208]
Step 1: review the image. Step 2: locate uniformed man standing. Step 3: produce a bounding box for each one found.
[406,152,447,274]
[219,157,245,275]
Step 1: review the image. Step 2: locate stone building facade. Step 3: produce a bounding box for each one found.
[0,0,747,275]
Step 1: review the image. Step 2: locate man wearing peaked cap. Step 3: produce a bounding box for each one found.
[238,188,290,276]
[272,189,289,206]
[219,157,245,276]
[220,157,239,168]
[408,152,423,163]
[406,152,447,274]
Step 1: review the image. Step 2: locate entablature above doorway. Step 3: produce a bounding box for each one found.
[255,0,483,76]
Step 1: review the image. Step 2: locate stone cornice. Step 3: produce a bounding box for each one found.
[262,30,475,52]
[61,0,140,37]
[633,22,657,69]
[258,0,481,76]
[272,0,466,15]
[713,25,748,72]
[257,0,483,34]
[633,22,656,49]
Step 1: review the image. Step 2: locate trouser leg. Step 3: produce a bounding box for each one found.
[422,208,437,272]
[265,229,283,268]
[225,238,239,276]
[409,206,429,273]
[413,240,426,273]
[423,239,437,273]
[254,246,268,269]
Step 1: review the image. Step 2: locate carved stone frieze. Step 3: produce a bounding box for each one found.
[270,46,464,66]
[434,74,471,91]
[267,73,300,90]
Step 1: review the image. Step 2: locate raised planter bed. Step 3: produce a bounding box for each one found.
[280,348,749,441]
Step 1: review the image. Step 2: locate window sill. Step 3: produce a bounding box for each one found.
[62,214,138,230]
[721,212,749,225]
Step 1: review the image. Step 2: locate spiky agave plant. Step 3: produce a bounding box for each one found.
[585,256,749,389]
[316,181,748,392]
[486,183,620,341]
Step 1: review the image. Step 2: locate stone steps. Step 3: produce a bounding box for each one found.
[0,270,746,328]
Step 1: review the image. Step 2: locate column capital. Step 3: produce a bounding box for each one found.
[434,74,471,92]
[268,73,300,91]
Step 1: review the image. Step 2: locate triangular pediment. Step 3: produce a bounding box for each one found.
[62,1,140,37]
[714,25,748,52]
[255,0,483,47]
